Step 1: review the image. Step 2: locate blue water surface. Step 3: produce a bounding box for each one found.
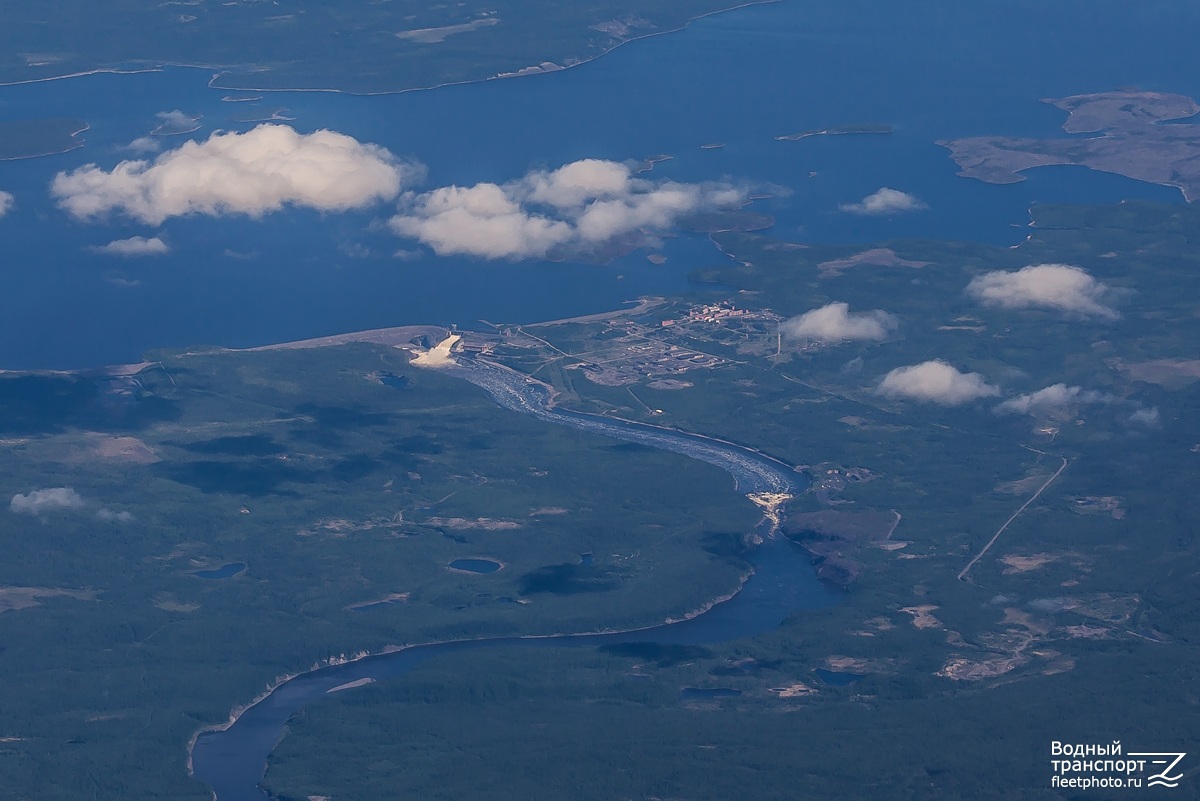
[0,0,1196,369]
[192,562,247,580]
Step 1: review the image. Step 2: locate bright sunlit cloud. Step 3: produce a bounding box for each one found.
[840,187,927,216]
[877,360,999,405]
[52,124,413,225]
[781,302,897,343]
[90,236,170,257]
[389,158,750,260]
[966,263,1119,319]
[994,383,1115,415]
[10,487,85,516]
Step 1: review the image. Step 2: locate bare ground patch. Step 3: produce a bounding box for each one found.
[296,515,412,538]
[82,434,159,463]
[344,592,410,611]
[426,517,521,531]
[153,594,200,613]
[900,605,943,629]
[852,616,896,637]
[1119,358,1200,389]
[1000,553,1059,574]
[0,586,97,613]
[937,655,1027,681]
[994,473,1052,495]
[817,248,932,278]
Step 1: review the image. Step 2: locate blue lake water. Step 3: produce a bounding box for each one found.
[681,687,743,700]
[350,598,404,612]
[1,0,1197,369]
[814,667,864,686]
[449,558,503,574]
[377,372,409,389]
[193,562,247,580]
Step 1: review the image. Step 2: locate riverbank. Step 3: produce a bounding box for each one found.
[187,352,823,800]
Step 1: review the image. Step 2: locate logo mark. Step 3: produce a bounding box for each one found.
[1127,753,1186,788]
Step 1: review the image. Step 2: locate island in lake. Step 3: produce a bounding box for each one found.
[774,123,893,141]
[0,117,88,160]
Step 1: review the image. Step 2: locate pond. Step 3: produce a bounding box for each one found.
[449,558,503,574]
[192,563,247,580]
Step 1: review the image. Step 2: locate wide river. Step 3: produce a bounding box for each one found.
[189,356,838,800]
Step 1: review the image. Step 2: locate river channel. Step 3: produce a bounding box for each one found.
[189,357,837,800]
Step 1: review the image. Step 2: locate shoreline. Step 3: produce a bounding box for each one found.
[0,300,664,375]
[937,132,1196,203]
[0,121,90,162]
[0,2,778,97]
[187,562,757,772]
[0,66,163,89]
[185,348,801,778]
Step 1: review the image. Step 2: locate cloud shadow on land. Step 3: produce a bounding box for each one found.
[518,562,621,595]
[0,375,179,435]
[174,434,286,456]
[159,458,320,497]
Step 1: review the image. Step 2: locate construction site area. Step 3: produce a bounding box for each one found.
[453,299,784,387]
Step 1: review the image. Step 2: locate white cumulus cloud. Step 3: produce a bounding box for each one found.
[840,187,927,216]
[877,360,1000,405]
[389,158,750,260]
[391,183,573,260]
[782,302,897,343]
[96,508,135,523]
[124,136,161,154]
[10,487,85,516]
[52,124,411,225]
[0,190,14,217]
[994,383,1114,415]
[152,109,200,135]
[966,263,1118,318]
[90,236,170,257]
[525,159,633,208]
[1129,407,1161,427]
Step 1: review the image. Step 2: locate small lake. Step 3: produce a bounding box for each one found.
[680,687,743,700]
[449,558,503,574]
[378,373,409,390]
[192,562,246,580]
[349,599,402,611]
[814,668,864,686]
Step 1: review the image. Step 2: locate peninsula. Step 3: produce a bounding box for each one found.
[940,90,1200,200]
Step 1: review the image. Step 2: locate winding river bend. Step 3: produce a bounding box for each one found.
[189,358,837,801]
